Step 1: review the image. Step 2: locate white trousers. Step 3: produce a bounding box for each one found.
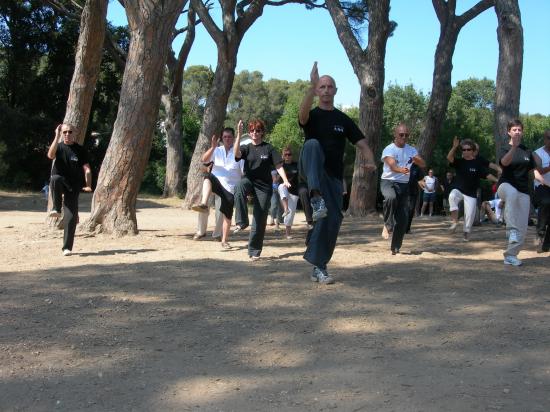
[497,182,530,257]
[196,194,223,237]
[278,185,299,227]
[448,189,477,233]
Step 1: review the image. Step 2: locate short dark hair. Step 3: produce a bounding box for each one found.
[507,119,523,131]
[461,138,475,150]
[222,127,235,136]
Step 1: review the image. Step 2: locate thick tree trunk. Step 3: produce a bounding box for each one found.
[84,0,186,235]
[63,0,108,145]
[416,26,459,162]
[416,0,494,163]
[183,55,237,207]
[325,0,391,215]
[494,0,523,156]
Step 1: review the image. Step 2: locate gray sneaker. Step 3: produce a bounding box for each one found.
[311,266,334,284]
[310,196,328,221]
[509,229,519,243]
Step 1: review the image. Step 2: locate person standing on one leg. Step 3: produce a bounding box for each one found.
[191,128,243,249]
[447,137,497,242]
[47,124,92,256]
[381,124,425,254]
[533,129,550,253]
[497,119,536,266]
[298,62,376,284]
[233,119,291,260]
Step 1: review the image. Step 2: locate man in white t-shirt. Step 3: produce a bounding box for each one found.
[533,129,550,252]
[420,169,437,217]
[381,123,425,254]
[191,127,244,248]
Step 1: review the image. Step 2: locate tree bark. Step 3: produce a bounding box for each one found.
[493,0,523,156]
[325,0,392,215]
[416,0,494,163]
[84,0,186,235]
[162,9,196,198]
[63,0,108,145]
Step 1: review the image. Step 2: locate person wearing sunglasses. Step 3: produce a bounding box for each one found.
[496,119,536,266]
[276,146,300,239]
[533,129,550,253]
[381,123,426,255]
[447,136,497,242]
[47,123,92,256]
[233,119,291,260]
[298,62,376,284]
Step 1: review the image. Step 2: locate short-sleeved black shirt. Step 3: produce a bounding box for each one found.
[51,142,90,190]
[498,144,535,194]
[408,164,425,196]
[300,107,364,179]
[236,141,282,189]
[449,157,489,198]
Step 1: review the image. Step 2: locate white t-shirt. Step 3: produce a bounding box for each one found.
[534,146,550,187]
[423,175,436,193]
[209,146,244,193]
[381,143,418,183]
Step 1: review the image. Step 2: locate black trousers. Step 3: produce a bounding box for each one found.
[381,179,410,251]
[534,185,550,245]
[406,192,419,233]
[298,183,313,225]
[233,177,272,257]
[50,174,80,251]
[205,173,235,220]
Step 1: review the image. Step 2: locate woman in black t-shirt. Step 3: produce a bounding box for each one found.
[447,137,496,241]
[276,146,300,239]
[233,119,291,259]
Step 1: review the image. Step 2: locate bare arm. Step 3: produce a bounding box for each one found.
[500,134,521,167]
[201,135,219,163]
[355,138,377,171]
[412,154,426,169]
[298,62,318,126]
[489,162,502,175]
[47,124,62,160]
[384,156,409,175]
[234,120,243,160]
[82,164,92,191]
[275,164,291,187]
[446,136,460,164]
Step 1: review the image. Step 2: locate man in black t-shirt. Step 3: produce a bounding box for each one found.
[298,62,376,284]
[47,124,92,255]
[233,119,290,259]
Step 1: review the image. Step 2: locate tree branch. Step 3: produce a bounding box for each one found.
[325,0,364,70]
[432,0,448,24]
[172,7,197,96]
[457,0,495,28]
[191,0,223,46]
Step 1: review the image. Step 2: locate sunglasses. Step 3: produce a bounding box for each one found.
[462,148,473,151]
[283,153,292,156]
[250,129,264,133]
[398,133,410,137]
[62,130,73,134]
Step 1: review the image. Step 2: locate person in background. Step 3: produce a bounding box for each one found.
[47,123,92,256]
[420,168,436,217]
[497,119,536,266]
[277,146,300,239]
[533,129,550,253]
[406,163,425,234]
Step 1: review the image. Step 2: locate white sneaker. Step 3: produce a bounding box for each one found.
[509,229,519,243]
[504,255,522,266]
[311,266,334,284]
[449,222,458,233]
[48,210,62,218]
[62,249,72,256]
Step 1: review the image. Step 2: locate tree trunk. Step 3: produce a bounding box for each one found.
[63,0,108,145]
[183,55,237,207]
[84,0,186,235]
[494,0,523,156]
[416,0,494,163]
[325,0,392,215]
[162,9,196,198]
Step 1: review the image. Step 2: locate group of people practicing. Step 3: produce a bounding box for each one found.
[47,63,550,282]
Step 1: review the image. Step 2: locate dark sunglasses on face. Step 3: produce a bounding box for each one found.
[250,129,263,133]
[283,153,292,156]
[462,148,473,151]
[398,133,410,137]
[62,130,73,134]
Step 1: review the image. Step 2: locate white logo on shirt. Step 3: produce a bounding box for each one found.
[260,154,269,160]
[334,125,344,133]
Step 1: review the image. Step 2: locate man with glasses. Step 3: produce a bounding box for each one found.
[533,129,550,253]
[447,136,496,242]
[191,127,243,249]
[47,123,92,256]
[381,124,425,254]
[298,62,376,284]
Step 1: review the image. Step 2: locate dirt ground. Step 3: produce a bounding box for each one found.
[1,190,549,412]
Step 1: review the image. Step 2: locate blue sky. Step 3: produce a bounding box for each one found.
[107,0,549,115]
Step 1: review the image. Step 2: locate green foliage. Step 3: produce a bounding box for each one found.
[182,65,214,118]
